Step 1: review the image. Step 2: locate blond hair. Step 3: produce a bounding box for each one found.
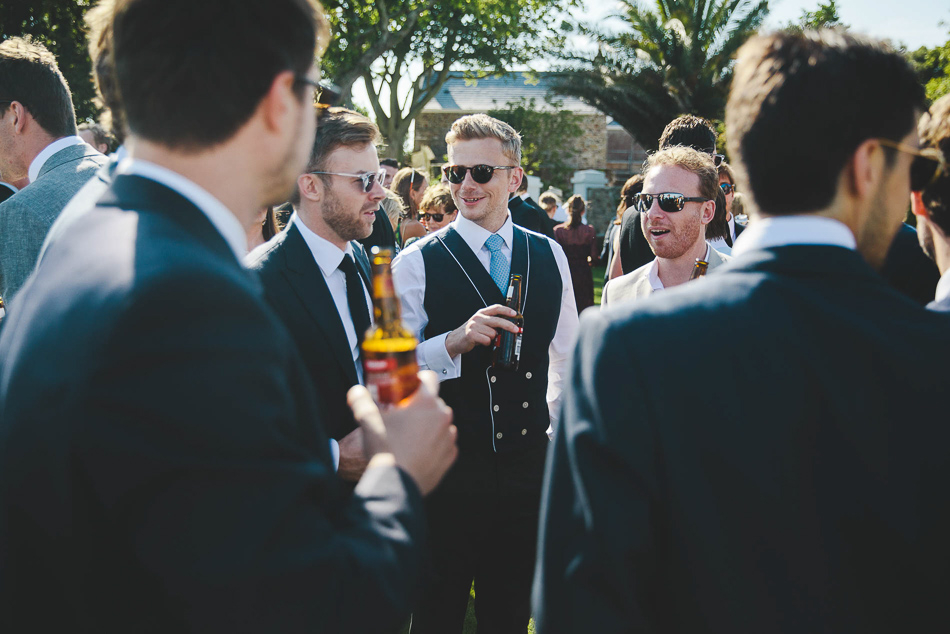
[445,114,522,165]
[379,188,407,230]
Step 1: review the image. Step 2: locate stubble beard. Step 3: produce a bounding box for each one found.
[323,190,374,243]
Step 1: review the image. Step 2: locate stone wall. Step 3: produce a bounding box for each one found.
[586,186,622,237]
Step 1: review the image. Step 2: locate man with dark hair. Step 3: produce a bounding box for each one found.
[0,36,108,304]
[601,146,728,304]
[613,114,727,278]
[912,93,950,311]
[380,156,399,188]
[508,172,554,238]
[535,30,950,633]
[0,0,457,631]
[248,107,385,483]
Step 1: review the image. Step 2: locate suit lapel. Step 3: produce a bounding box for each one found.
[281,224,359,386]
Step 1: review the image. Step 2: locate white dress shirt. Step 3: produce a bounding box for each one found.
[934,270,950,305]
[291,212,373,384]
[731,215,856,255]
[115,158,248,262]
[28,135,86,183]
[392,212,579,427]
[646,243,712,292]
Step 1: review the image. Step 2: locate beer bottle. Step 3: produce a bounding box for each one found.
[688,258,709,280]
[492,274,525,371]
[362,248,421,404]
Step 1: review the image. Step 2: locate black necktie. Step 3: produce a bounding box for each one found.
[339,254,371,347]
[725,225,734,248]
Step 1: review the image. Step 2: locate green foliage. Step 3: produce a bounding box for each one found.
[552,0,769,151]
[359,0,578,159]
[1,0,100,123]
[488,96,583,193]
[784,0,847,32]
[909,24,950,102]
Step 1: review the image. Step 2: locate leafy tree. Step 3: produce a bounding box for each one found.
[359,0,577,159]
[909,25,950,102]
[551,0,769,151]
[2,0,100,123]
[785,0,847,32]
[488,96,584,193]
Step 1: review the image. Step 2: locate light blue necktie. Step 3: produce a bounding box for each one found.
[484,233,509,294]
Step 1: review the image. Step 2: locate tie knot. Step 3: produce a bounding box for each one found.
[339,253,356,272]
[485,234,504,253]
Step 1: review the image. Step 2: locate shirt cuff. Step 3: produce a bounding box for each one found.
[418,333,462,380]
[329,438,340,471]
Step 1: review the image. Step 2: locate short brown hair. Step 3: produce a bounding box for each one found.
[445,114,522,165]
[615,174,645,224]
[419,183,457,215]
[658,115,716,153]
[78,122,111,149]
[727,30,925,215]
[918,94,950,236]
[111,0,329,150]
[291,106,380,204]
[0,37,77,138]
[718,161,735,184]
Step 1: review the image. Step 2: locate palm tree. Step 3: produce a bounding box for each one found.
[553,0,769,150]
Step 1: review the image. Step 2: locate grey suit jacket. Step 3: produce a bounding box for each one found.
[0,142,107,302]
[602,245,730,306]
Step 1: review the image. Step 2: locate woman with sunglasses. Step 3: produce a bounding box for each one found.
[554,195,598,313]
[418,184,458,233]
[391,167,428,248]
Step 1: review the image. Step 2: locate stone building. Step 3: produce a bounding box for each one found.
[413,72,647,185]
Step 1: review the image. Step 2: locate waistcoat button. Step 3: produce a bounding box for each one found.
[493,405,499,412]
[496,432,503,439]
[521,429,527,435]
[525,372,532,379]
[522,402,529,408]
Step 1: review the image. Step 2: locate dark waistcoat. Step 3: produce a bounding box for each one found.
[420,225,561,454]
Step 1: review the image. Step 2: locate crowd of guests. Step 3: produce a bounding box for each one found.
[1,1,949,633]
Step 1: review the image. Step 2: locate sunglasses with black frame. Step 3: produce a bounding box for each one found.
[419,211,449,223]
[633,192,712,213]
[441,164,515,185]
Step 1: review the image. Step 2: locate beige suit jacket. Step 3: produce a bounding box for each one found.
[602,246,731,306]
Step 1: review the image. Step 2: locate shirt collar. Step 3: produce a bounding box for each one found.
[28,135,85,183]
[454,211,514,254]
[291,211,353,276]
[647,243,710,291]
[115,158,249,262]
[936,270,950,304]
[731,215,856,257]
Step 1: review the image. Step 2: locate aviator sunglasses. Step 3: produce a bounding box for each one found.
[442,164,514,184]
[633,192,712,213]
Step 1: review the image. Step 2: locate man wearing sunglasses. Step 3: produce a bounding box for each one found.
[601,146,729,305]
[393,113,578,634]
[248,107,385,485]
[536,31,950,633]
[912,93,950,311]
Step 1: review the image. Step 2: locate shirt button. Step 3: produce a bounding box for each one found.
[493,405,500,412]
[525,372,532,379]
[521,429,527,435]
[490,376,496,383]
[522,402,529,409]
[442,369,447,375]
[496,432,503,439]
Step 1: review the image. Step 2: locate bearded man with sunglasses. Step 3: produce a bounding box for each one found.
[535,30,950,633]
[248,107,385,484]
[392,113,578,634]
[601,146,730,305]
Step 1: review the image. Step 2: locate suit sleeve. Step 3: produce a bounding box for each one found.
[83,267,425,633]
[533,308,662,633]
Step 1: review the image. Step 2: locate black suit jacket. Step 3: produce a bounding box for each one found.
[880,222,940,305]
[534,245,950,633]
[359,207,397,252]
[617,206,654,274]
[247,222,371,441]
[0,175,425,633]
[509,195,554,238]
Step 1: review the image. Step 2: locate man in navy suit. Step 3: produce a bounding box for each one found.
[0,0,457,631]
[248,107,385,482]
[911,93,950,311]
[534,30,950,633]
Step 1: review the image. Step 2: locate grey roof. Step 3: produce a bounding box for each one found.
[423,71,601,114]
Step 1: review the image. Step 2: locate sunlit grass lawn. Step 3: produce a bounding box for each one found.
[593,265,605,306]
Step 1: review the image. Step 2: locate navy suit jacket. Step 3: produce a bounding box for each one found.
[0,175,425,632]
[534,245,950,633]
[247,222,372,441]
[509,195,554,239]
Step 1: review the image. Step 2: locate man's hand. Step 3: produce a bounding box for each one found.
[336,428,368,482]
[347,371,457,495]
[444,304,519,358]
